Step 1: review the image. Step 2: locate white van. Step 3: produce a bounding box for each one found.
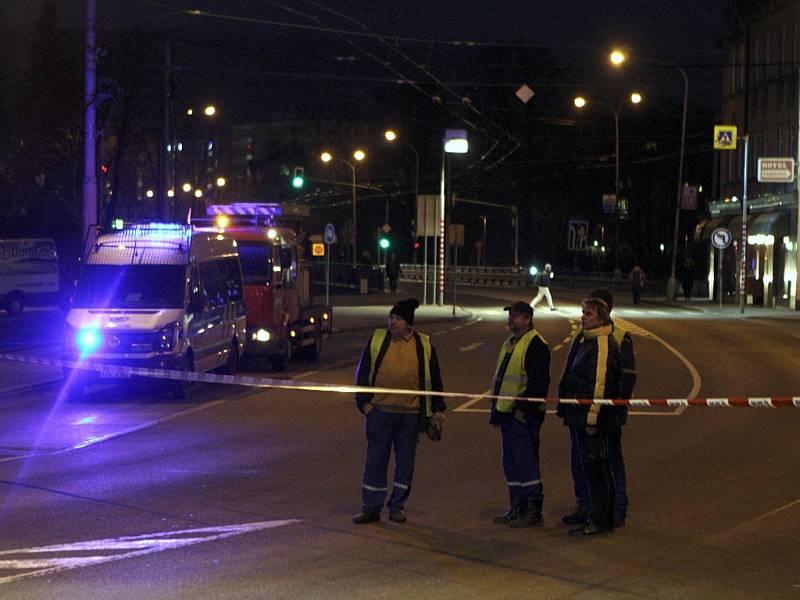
[0,238,60,315]
[63,223,246,397]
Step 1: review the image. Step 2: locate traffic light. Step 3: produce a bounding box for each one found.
[100,163,108,174]
[379,237,390,250]
[292,166,304,188]
[413,240,420,250]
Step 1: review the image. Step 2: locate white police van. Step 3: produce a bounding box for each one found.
[0,238,60,315]
[63,223,246,397]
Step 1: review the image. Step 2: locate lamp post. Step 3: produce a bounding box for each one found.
[321,149,366,267]
[384,128,425,300]
[573,92,642,271]
[439,130,469,305]
[611,49,688,301]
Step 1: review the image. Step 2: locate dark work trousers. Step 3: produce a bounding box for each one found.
[499,410,545,508]
[570,425,628,519]
[361,408,419,512]
[575,427,615,530]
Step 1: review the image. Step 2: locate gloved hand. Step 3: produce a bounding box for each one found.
[426,412,445,442]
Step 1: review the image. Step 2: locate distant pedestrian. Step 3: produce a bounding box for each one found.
[557,297,623,537]
[562,288,636,530]
[629,265,646,305]
[352,298,446,524]
[681,260,694,302]
[490,301,551,528]
[530,263,557,311]
[385,252,402,294]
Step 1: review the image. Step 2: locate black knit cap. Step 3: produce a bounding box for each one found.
[589,288,614,312]
[390,298,420,326]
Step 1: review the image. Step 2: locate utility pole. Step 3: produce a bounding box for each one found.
[82,0,97,256]
[159,41,171,220]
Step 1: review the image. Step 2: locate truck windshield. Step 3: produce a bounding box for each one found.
[237,241,272,285]
[73,265,186,309]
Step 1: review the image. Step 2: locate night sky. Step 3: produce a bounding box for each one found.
[3,0,729,114]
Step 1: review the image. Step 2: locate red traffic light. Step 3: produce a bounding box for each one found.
[100,163,108,174]
[413,241,420,250]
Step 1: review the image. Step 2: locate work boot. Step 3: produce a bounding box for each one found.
[352,509,380,524]
[509,498,544,528]
[493,503,525,525]
[561,507,590,525]
[568,522,612,537]
[388,509,407,523]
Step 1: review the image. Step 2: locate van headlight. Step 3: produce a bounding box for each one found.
[253,328,270,342]
[158,323,181,353]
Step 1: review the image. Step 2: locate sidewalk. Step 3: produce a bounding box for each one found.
[644,296,800,321]
[328,292,471,333]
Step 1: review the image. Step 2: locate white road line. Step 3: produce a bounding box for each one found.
[0,520,298,585]
[454,390,491,412]
[459,343,483,352]
[749,498,800,523]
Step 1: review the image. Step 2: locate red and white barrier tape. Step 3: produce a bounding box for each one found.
[1,352,798,408]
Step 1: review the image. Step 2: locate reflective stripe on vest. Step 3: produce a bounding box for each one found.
[492,328,542,413]
[368,329,434,417]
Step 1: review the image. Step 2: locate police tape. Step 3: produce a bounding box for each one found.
[1,352,799,408]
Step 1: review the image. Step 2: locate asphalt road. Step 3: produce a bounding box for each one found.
[0,287,799,599]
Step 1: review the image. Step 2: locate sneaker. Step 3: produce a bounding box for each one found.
[352,510,380,524]
[561,508,590,525]
[550,307,557,311]
[388,510,407,523]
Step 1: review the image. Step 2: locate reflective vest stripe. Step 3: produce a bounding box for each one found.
[588,335,609,426]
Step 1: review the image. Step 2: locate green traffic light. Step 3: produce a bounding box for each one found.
[292,176,304,188]
[379,238,390,249]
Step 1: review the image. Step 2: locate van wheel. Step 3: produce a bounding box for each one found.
[269,341,291,371]
[172,355,194,399]
[305,324,322,361]
[5,292,24,316]
[222,341,239,376]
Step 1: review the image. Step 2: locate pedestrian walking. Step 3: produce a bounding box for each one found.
[629,265,646,305]
[490,301,551,528]
[681,259,694,302]
[352,298,446,524]
[530,263,557,310]
[557,297,623,537]
[385,252,402,294]
[562,289,636,530]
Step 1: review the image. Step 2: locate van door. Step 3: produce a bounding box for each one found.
[194,261,227,371]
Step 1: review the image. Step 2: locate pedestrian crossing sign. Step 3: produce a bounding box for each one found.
[713,125,737,150]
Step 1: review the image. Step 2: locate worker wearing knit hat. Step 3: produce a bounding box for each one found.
[389,298,419,326]
[353,297,446,525]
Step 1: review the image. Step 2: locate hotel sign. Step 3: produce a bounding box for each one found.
[757,158,795,183]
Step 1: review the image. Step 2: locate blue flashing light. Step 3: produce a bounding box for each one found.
[76,327,102,355]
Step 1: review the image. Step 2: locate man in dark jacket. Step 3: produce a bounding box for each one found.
[352,298,446,524]
[490,301,551,528]
[562,288,636,529]
[557,297,623,536]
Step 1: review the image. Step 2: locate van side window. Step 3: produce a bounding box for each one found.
[199,261,226,308]
[223,258,243,302]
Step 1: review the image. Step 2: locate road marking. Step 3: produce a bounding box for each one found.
[749,498,800,523]
[459,343,483,352]
[0,520,298,584]
[454,390,491,412]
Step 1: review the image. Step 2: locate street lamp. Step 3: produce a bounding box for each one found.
[573,92,642,272]
[321,150,366,266]
[438,130,468,305]
[383,129,420,231]
[610,48,689,301]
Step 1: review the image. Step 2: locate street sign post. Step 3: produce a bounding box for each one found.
[711,227,732,309]
[324,223,336,305]
[757,158,795,183]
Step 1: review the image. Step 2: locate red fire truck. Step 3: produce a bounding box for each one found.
[206,203,331,370]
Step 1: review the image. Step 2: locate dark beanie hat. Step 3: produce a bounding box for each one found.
[589,288,614,311]
[390,298,420,326]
